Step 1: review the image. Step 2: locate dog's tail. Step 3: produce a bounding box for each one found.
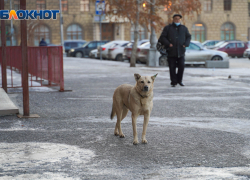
[110,104,116,120]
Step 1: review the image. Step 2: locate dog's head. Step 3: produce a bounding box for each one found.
[134,73,158,93]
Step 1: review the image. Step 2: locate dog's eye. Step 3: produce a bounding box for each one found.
[141,81,144,83]
[148,81,151,83]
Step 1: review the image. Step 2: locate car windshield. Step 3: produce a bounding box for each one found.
[214,41,225,47]
[139,42,150,47]
[217,42,228,48]
[82,42,89,47]
[126,42,133,47]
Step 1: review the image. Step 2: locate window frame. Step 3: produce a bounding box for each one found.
[204,0,212,12]
[61,0,68,12]
[220,23,235,40]
[36,0,46,10]
[80,0,90,12]
[66,24,83,40]
[191,23,206,42]
[224,0,232,11]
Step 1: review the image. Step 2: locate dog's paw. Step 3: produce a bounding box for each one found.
[133,140,139,145]
[119,134,125,138]
[114,132,119,136]
[142,139,148,144]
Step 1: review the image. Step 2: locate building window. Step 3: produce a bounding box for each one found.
[191,23,206,42]
[67,24,83,40]
[0,25,17,46]
[204,0,212,12]
[14,0,20,11]
[221,23,235,40]
[80,0,89,12]
[224,0,231,11]
[248,2,250,16]
[37,0,46,10]
[34,25,50,46]
[61,0,68,12]
[130,25,147,41]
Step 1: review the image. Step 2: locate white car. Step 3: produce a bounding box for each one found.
[243,48,250,59]
[97,40,129,59]
[107,41,129,61]
[89,49,98,58]
[157,41,229,66]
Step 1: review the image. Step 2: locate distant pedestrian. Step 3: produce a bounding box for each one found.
[39,38,47,46]
[159,14,191,87]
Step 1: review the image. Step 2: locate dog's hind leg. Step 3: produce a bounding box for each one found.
[121,106,129,120]
[114,106,128,137]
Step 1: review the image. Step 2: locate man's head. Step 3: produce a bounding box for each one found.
[172,14,182,24]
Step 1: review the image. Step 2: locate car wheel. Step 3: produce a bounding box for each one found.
[115,54,123,61]
[75,52,83,58]
[159,55,168,66]
[211,55,223,61]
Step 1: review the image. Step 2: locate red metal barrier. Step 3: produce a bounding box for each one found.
[0,46,64,91]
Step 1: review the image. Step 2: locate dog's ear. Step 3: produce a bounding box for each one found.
[151,73,158,81]
[134,73,141,81]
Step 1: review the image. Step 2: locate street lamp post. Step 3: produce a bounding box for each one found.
[147,0,159,67]
[59,0,64,47]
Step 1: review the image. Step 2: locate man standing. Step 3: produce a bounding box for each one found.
[39,38,47,46]
[159,14,191,87]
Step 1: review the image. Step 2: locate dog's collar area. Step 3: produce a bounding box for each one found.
[136,88,148,98]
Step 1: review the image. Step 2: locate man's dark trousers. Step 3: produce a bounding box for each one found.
[167,56,185,85]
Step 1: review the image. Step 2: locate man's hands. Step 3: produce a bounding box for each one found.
[169,44,186,47]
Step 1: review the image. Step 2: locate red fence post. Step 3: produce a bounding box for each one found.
[20,0,29,116]
[0,1,7,93]
[59,46,64,92]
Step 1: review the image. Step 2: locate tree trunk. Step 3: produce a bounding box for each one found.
[130,0,140,67]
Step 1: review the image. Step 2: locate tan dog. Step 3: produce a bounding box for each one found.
[110,73,158,145]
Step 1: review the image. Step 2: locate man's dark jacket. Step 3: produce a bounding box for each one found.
[39,40,47,46]
[159,23,191,58]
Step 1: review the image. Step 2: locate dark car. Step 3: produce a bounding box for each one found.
[64,40,87,54]
[68,40,109,58]
[216,41,248,57]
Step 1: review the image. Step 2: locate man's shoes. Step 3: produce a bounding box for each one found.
[171,84,176,87]
[178,82,185,86]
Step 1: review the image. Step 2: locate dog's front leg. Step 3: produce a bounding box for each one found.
[142,112,150,144]
[132,113,139,145]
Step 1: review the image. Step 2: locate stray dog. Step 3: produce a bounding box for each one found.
[110,73,158,145]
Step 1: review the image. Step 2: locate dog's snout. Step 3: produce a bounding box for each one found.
[144,86,148,91]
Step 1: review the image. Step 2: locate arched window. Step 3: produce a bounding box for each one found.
[6,26,17,46]
[191,23,206,42]
[67,24,83,40]
[130,25,147,41]
[34,24,50,46]
[0,25,17,46]
[221,23,235,40]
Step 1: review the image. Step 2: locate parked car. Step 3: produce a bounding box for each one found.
[215,41,248,57]
[136,42,151,63]
[97,40,129,59]
[157,41,229,66]
[243,48,250,59]
[107,41,129,61]
[202,40,220,48]
[68,40,109,58]
[89,49,98,58]
[123,39,149,61]
[64,40,87,54]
